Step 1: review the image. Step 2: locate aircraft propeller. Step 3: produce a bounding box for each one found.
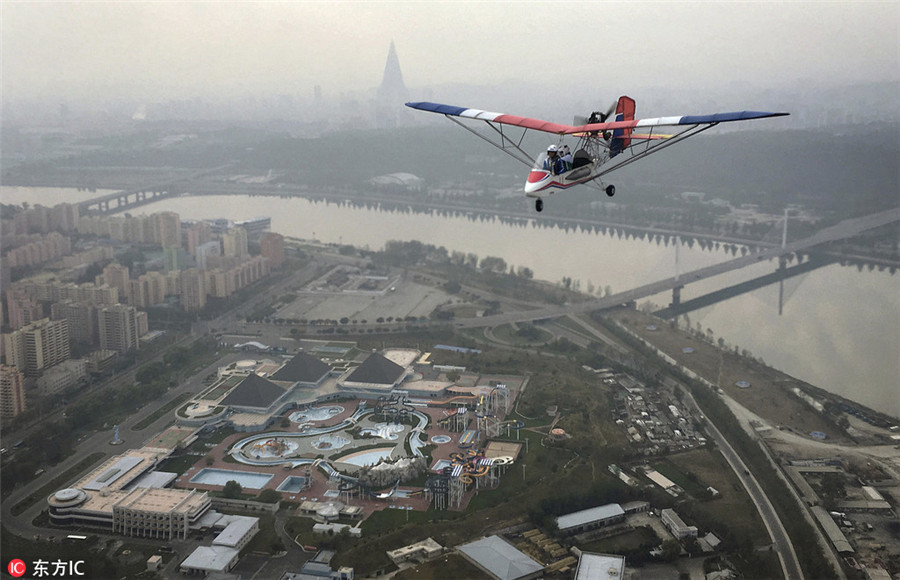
[574,101,616,126]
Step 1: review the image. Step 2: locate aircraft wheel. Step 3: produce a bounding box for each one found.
[605,185,616,197]
[535,199,543,212]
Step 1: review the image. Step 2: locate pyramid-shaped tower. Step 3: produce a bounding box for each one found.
[375,41,410,127]
[378,41,408,101]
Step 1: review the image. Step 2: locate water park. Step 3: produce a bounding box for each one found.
[183,387,525,513]
[168,346,531,514]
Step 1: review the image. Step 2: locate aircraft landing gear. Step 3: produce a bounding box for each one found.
[535,199,543,212]
[605,184,616,197]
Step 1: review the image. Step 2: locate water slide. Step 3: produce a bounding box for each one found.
[372,480,401,499]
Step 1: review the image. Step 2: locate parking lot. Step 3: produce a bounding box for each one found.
[274,275,454,324]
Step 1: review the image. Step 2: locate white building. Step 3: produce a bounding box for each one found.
[179,514,259,575]
[555,503,626,536]
[36,358,87,396]
[574,552,626,580]
[660,508,698,539]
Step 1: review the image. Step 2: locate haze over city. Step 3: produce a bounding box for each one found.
[1,2,899,579]
[3,1,898,112]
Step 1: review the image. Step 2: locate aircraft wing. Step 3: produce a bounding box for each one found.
[405,101,788,135]
[405,101,574,134]
[577,110,789,134]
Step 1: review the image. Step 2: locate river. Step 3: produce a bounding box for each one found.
[3,186,898,419]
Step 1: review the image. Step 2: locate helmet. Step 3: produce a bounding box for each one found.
[547,144,558,152]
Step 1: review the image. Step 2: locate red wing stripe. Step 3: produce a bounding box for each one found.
[493,114,573,134]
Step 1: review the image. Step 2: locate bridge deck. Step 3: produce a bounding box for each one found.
[455,207,900,328]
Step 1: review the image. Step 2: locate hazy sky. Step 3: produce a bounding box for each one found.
[2,1,898,104]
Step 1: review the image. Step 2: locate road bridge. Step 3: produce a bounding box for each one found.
[77,164,233,215]
[652,254,838,319]
[454,206,900,328]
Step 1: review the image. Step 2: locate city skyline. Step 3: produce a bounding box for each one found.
[3,2,897,108]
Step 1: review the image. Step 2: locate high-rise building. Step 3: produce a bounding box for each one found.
[259,232,285,268]
[4,318,71,377]
[164,246,186,272]
[233,217,271,240]
[98,305,140,354]
[156,212,182,248]
[103,262,131,301]
[136,310,149,337]
[129,272,168,308]
[180,269,207,313]
[6,288,44,330]
[0,364,26,418]
[375,41,410,128]
[185,221,213,257]
[195,240,221,271]
[77,284,119,306]
[51,301,99,345]
[205,269,232,298]
[48,203,80,233]
[222,228,248,259]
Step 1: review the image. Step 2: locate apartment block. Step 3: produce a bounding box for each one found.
[0,365,26,418]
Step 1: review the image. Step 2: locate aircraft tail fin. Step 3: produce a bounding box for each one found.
[610,96,635,157]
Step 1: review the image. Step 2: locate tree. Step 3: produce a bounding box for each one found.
[516,266,534,280]
[660,539,681,561]
[479,256,507,274]
[257,488,281,503]
[223,480,243,499]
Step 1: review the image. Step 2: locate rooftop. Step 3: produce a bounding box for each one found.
[212,515,258,547]
[556,503,625,532]
[574,552,625,580]
[116,487,209,514]
[344,353,406,386]
[75,449,161,492]
[180,545,238,573]
[220,373,286,409]
[270,351,331,384]
[458,535,543,580]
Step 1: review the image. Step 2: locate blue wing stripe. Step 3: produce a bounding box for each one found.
[406,102,469,117]
[680,111,788,124]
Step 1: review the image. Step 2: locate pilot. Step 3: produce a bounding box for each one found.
[543,144,565,175]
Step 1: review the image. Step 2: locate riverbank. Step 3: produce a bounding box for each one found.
[608,309,898,442]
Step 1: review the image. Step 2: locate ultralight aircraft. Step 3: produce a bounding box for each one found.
[406,97,788,212]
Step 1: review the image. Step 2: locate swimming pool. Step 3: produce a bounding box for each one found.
[338,448,394,467]
[359,422,405,440]
[290,406,344,424]
[276,476,309,493]
[190,468,273,489]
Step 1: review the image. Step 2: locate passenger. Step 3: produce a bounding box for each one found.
[542,144,565,175]
[560,145,573,171]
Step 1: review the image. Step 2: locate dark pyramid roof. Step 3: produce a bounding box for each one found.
[221,373,285,409]
[270,351,330,384]
[345,353,405,385]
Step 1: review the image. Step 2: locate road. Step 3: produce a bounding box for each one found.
[674,383,804,580]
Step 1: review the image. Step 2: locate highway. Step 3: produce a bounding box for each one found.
[674,382,804,580]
